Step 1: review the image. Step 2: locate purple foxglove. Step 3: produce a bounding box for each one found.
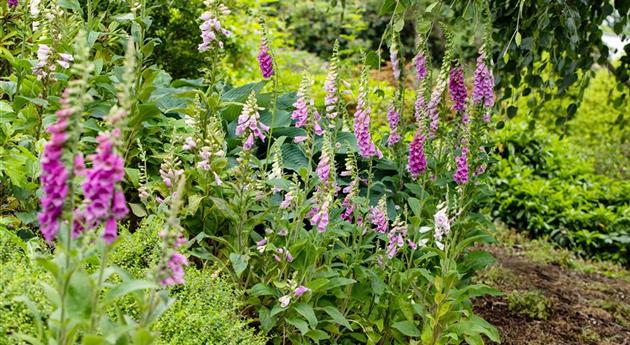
[448,65,467,112]
[407,129,427,178]
[38,89,73,243]
[386,103,401,146]
[257,37,273,79]
[414,52,427,82]
[236,91,269,151]
[453,145,469,185]
[472,53,495,108]
[369,197,388,233]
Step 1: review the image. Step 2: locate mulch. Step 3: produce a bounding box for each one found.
[473,245,630,345]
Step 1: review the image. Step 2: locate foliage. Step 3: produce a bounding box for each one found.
[154,268,267,345]
[0,229,51,344]
[506,290,550,320]
[491,123,630,264]
[0,219,266,345]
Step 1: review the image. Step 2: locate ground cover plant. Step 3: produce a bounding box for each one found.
[1,0,629,344]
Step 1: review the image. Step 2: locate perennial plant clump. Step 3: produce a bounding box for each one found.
[1,1,507,344]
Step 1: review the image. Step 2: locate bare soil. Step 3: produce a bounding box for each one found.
[473,244,630,345]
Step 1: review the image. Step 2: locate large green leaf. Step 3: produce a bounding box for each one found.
[320,306,352,330]
[392,320,421,337]
[294,303,317,328]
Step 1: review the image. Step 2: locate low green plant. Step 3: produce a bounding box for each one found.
[506,290,551,320]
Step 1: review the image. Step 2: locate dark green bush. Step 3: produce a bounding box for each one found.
[491,123,630,264]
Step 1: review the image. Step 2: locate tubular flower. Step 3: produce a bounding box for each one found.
[198,7,232,52]
[427,77,446,138]
[160,252,188,286]
[56,53,74,69]
[390,39,400,81]
[160,156,184,188]
[236,91,269,151]
[32,44,51,80]
[453,145,469,185]
[386,103,401,146]
[472,52,495,108]
[38,89,73,243]
[414,52,427,82]
[369,197,388,234]
[354,62,381,158]
[257,37,274,79]
[294,285,310,298]
[448,65,467,112]
[433,204,450,247]
[309,198,330,233]
[316,136,334,183]
[324,41,339,120]
[292,77,323,136]
[81,133,128,243]
[387,216,408,258]
[158,223,189,287]
[8,0,18,8]
[407,129,427,178]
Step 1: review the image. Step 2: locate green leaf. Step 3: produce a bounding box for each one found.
[103,279,157,306]
[249,283,276,297]
[294,303,318,328]
[129,203,147,218]
[393,17,405,32]
[286,317,310,335]
[326,277,356,290]
[67,271,94,318]
[321,306,352,330]
[425,2,439,13]
[305,329,329,341]
[58,0,82,13]
[208,196,238,220]
[229,253,249,278]
[392,320,421,337]
[281,144,308,171]
[515,31,522,47]
[408,198,422,217]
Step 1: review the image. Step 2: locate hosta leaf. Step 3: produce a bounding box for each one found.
[281,144,308,171]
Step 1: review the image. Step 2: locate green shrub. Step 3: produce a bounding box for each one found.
[491,123,630,264]
[0,221,265,345]
[153,268,266,345]
[0,229,50,344]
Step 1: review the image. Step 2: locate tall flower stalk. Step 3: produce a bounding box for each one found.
[354,54,381,158]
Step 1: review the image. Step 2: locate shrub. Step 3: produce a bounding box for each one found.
[0,229,51,344]
[491,122,630,264]
[154,268,267,345]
